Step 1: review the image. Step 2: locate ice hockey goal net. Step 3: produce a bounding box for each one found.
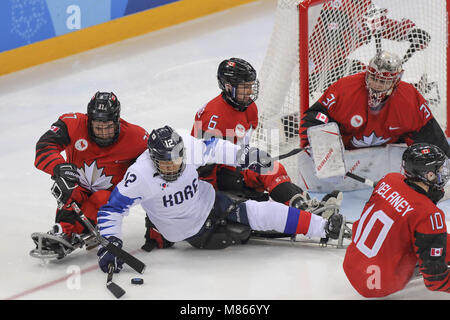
[252,0,449,185]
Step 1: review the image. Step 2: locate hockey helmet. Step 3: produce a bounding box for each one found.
[365,51,403,110]
[217,58,259,111]
[147,126,186,181]
[402,143,450,188]
[87,92,121,147]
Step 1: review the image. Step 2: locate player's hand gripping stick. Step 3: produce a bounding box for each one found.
[71,202,146,274]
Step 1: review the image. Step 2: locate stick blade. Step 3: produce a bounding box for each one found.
[106,241,146,274]
[107,281,126,299]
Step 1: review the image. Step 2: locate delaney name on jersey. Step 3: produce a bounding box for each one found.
[374,182,415,216]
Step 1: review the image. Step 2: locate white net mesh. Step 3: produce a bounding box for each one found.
[253,0,448,185]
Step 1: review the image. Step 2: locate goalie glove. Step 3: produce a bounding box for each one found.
[237,146,273,174]
[51,163,80,208]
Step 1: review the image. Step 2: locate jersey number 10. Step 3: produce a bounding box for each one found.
[353,204,394,258]
[353,204,445,259]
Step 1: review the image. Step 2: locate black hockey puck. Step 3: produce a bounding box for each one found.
[131,278,144,285]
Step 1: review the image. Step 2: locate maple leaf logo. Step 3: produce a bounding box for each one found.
[350,132,391,148]
[78,161,113,192]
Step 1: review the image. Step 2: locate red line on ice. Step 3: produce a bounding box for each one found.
[4,249,142,300]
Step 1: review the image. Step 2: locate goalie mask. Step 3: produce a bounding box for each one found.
[148,126,186,182]
[217,58,259,112]
[87,92,121,147]
[365,51,403,110]
[402,143,450,191]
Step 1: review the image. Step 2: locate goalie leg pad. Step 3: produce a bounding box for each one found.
[307,122,346,179]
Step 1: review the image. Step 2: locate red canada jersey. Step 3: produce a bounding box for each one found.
[191,94,291,193]
[35,112,149,192]
[309,0,416,74]
[191,94,258,145]
[343,173,450,297]
[317,72,431,149]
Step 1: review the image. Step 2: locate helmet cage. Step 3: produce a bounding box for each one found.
[220,80,259,110]
[152,157,185,182]
[365,66,402,109]
[436,161,450,187]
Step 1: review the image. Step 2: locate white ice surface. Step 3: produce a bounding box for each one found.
[1,0,449,301]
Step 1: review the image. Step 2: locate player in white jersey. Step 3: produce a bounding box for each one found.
[96,126,343,273]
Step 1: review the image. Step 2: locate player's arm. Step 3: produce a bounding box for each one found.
[188,135,270,174]
[300,101,337,147]
[195,136,241,167]
[402,27,431,63]
[414,212,450,292]
[382,18,430,63]
[97,167,144,240]
[96,164,147,273]
[364,3,431,63]
[410,118,450,157]
[406,94,450,157]
[35,117,71,175]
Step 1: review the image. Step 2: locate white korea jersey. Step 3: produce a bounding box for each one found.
[97,134,241,242]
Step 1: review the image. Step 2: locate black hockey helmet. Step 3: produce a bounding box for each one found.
[402,143,450,188]
[147,126,186,181]
[87,91,121,147]
[217,58,259,111]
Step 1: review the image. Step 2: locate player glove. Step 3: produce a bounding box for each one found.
[51,163,80,207]
[237,146,273,174]
[97,236,124,273]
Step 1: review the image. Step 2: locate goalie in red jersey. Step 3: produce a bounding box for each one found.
[343,143,450,297]
[191,58,310,208]
[301,50,450,157]
[31,92,149,260]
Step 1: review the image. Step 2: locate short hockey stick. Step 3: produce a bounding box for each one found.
[277,148,303,160]
[345,172,377,188]
[346,171,450,203]
[106,263,126,299]
[271,147,303,162]
[71,202,146,274]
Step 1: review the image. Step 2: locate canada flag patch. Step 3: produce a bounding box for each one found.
[430,248,443,257]
[50,125,60,133]
[315,112,329,123]
[421,149,430,154]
